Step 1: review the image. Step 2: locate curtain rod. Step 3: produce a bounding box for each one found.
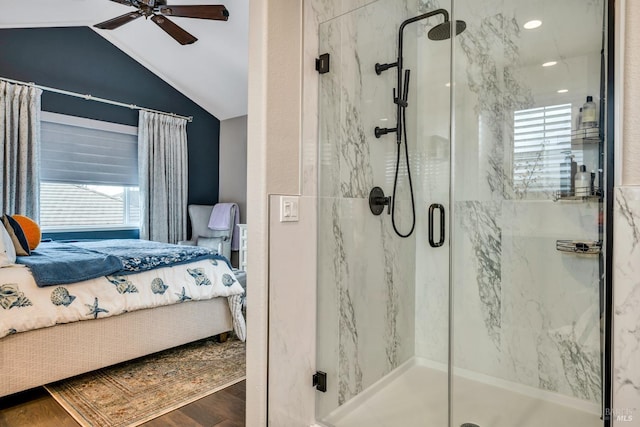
[0,76,193,123]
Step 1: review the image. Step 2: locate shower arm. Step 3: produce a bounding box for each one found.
[375,9,450,75]
[374,9,449,143]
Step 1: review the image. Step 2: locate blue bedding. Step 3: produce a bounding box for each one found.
[17,239,230,287]
[16,241,123,287]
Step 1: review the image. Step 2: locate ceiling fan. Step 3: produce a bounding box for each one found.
[94,0,229,45]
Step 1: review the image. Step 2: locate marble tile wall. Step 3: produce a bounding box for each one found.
[449,200,602,401]
[613,186,640,426]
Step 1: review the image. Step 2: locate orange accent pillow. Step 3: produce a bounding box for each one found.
[12,215,41,251]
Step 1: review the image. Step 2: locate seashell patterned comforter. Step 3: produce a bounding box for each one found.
[0,257,246,341]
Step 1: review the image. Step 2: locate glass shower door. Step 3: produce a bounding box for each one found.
[315,0,452,425]
[315,0,608,426]
[449,1,606,426]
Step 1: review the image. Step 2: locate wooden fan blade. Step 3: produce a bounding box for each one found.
[151,15,197,45]
[159,5,229,21]
[94,11,143,30]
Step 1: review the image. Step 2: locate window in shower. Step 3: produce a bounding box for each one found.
[513,103,576,196]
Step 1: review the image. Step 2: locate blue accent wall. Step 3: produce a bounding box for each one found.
[0,26,219,239]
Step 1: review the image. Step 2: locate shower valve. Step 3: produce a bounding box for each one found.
[369,187,391,215]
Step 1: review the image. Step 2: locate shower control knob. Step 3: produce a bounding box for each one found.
[369,186,391,215]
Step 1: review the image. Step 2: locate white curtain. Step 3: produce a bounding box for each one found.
[0,81,42,221]
[138,111,188,243]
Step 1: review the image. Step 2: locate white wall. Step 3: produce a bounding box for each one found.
[623,0,640,186]
[219,115,248,224]
[268,195,317,426]
[246,0,306,426]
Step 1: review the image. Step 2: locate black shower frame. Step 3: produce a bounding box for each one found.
[603,0,615,425]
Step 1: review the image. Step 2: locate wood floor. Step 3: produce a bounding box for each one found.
[0,380,246,427]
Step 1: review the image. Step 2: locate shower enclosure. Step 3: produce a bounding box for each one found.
[316,0,610,426]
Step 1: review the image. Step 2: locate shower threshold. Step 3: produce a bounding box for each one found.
[320,359,601,427]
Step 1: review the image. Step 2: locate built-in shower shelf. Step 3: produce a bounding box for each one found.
[571,127,601,142]
[556,240,601,255]
[554,188,603,201]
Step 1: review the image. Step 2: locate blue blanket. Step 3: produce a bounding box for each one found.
[16,241,124,287]
[17,239,230,287]
[73,239,229,272]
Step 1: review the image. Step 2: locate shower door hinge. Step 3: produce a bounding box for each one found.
[313,371,327,392]
[315,53,330,74]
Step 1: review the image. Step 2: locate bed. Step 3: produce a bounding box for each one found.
[0,239,246,398]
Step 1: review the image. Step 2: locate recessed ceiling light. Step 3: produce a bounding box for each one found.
[557,89,569,93]
[542,61,557,67]
[524,20,542,30]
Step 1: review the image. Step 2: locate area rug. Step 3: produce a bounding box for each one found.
[45,337,245,427]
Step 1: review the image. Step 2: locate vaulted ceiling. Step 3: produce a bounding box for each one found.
[0,0,248,121]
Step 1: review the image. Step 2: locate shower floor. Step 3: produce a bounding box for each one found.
[321,360,602,427]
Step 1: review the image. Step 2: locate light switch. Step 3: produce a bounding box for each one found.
[280,196,299,222]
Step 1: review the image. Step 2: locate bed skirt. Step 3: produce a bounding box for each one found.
[0,297,233,397]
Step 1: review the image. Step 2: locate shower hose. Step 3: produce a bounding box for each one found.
[391,103,416,238]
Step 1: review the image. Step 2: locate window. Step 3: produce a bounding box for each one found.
[513,103,579,197]
[40,112,139,230]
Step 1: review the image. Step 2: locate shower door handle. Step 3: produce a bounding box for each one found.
[428,203,445,247]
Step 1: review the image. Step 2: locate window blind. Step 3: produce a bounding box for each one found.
[513,103,577,193]
[40,112,138,186]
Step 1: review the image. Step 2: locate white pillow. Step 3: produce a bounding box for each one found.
[0,221,17,267]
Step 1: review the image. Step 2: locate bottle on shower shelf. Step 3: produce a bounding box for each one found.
[561,154,577,196]
[574,165,591,196]
[560,151,578,197]
[581,96,597,129]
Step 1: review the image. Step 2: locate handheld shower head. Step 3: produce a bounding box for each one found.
[427,19,467,40]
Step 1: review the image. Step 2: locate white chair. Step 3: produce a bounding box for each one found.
[178,204,236,260]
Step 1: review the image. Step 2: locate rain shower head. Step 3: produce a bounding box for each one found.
[375,10,467,74]
[427,19,467,40]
